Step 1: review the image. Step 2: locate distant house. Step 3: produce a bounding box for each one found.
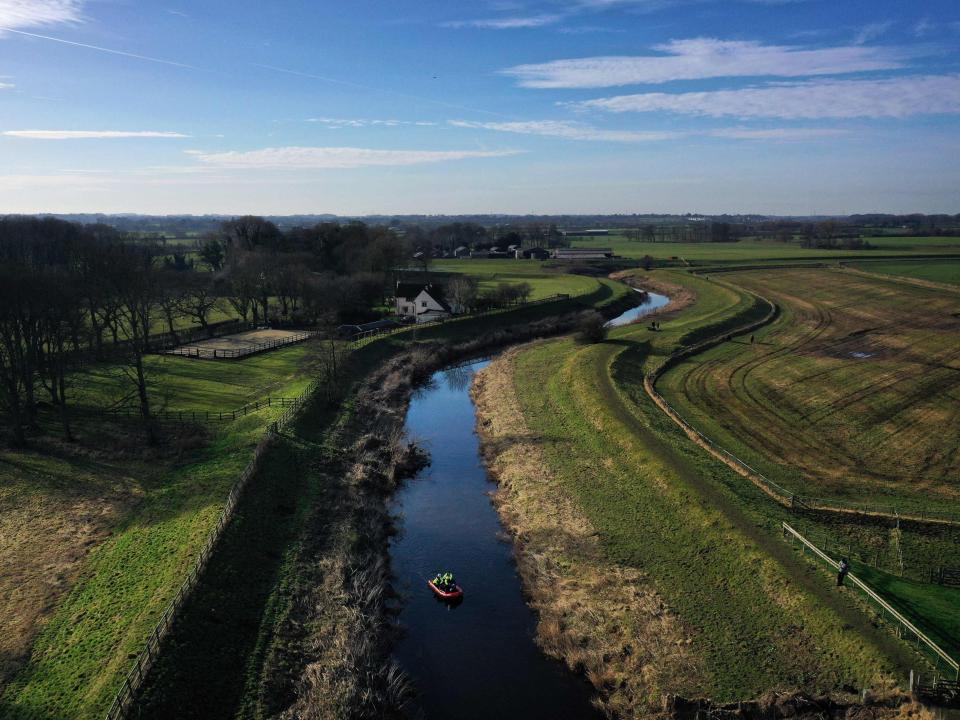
[395,282,453,323]
[552,248,614,261]
[454,245,470,258]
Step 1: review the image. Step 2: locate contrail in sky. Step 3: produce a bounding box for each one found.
[0,27,196,69]
[0,26,513,120]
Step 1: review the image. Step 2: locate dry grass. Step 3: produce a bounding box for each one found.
[0,420,206,688]
[473,347,705,718]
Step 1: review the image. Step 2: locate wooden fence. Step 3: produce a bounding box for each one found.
[103,372,328,720]
[91,395,303,424]
[165,330,319,360]
[782,522,959,681]
[930,567,960,587]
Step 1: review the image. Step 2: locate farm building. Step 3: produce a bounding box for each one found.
[395,282,454,323]
[552,248,615,260]
[454,245,470,257]
[519,247,551,260]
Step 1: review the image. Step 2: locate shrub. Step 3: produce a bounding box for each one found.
[575,311,607,344]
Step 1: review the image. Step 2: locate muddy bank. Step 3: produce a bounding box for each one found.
[609,270,695,320]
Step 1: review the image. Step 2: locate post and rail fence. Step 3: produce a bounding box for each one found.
[165,329,319,360]
[929,567,960,587]
[781,522,959,684]
[102,363,338,720]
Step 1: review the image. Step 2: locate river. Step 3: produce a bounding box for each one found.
[389,294,669,718]
[605,289,670,327]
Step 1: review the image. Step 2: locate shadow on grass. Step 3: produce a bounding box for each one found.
[132,421,344,720]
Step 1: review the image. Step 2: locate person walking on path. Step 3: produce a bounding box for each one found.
[837,558,850,587]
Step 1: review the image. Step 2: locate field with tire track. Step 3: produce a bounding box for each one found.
[659,268,960,516]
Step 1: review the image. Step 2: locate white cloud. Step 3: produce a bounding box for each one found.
[707,127,848,140]
[306,117,437,128]
[0,0,83,31]
[452,118,846,143]
[0,81,12,89]
[450,119,681,142]
[503,37,906,88]
[913,17,933,38]
[444,13,563,29]
[571,74,960,118]
[195,146,522,169]
[3,130,190,139]
[853,20,892,45]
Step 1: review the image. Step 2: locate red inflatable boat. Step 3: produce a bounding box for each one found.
[428,580,464,600]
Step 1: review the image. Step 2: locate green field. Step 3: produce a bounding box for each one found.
[559,235,960,264]
[431,258,600,299]
[850,259,960,286]
[5,250,958,717]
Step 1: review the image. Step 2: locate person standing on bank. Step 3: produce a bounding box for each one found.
[837,558,850,586]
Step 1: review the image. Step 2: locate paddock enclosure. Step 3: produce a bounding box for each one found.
[166,328,317,359]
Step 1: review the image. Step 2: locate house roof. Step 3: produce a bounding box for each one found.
[395,282,452,312]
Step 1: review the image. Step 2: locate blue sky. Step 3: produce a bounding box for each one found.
[0,0,958,215]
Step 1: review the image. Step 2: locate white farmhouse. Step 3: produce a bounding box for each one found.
[395,282,453,323]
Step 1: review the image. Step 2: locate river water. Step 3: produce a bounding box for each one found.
[605,289,670,327]
[389,359,598,719]
[389,295,669,718]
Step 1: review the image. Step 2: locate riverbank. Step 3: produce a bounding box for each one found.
[469,269,942,717]
[473,346,703,717]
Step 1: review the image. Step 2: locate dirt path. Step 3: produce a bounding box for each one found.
[588,339,921,678]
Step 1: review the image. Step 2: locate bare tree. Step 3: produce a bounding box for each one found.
[447,276,478,314]
[177,275,221,335]
[106,243,162,445]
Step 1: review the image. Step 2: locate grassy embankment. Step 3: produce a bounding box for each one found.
[493,270,912,708]
[0,341,327,720]
[560,235,960,264]
[484,273,954,712]
[650,267,960,667]
[0,269,629,719]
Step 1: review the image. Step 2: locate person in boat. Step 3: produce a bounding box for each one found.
[433,571,456,592]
